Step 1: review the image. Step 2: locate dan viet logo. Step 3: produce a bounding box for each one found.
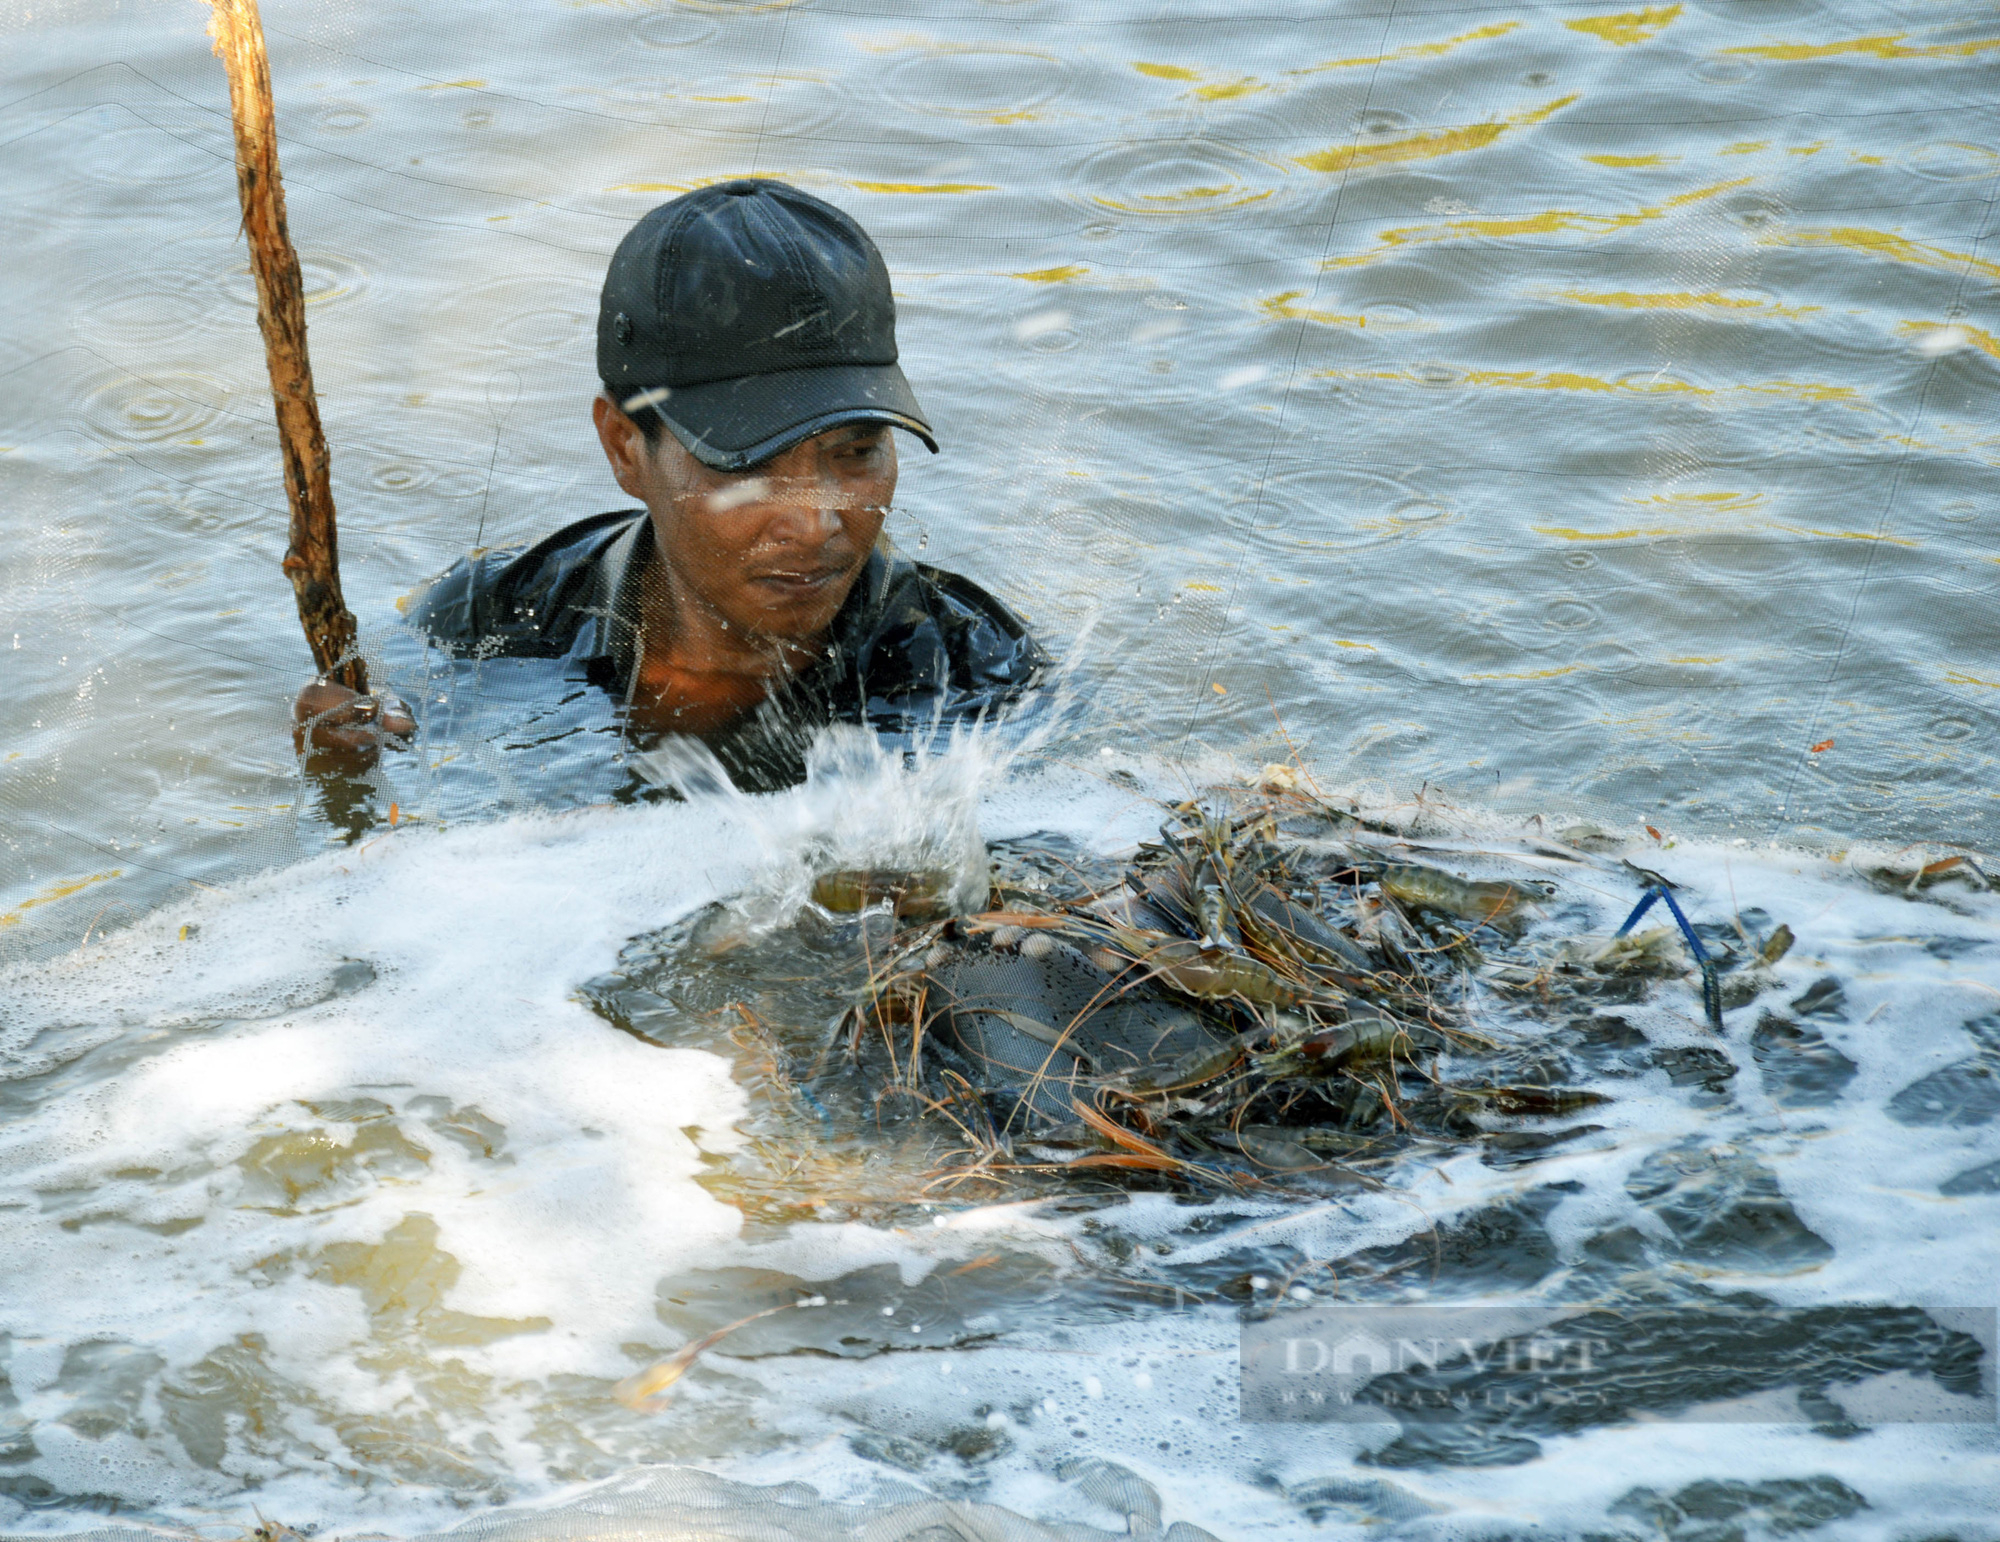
[1240,1304,1998,1427]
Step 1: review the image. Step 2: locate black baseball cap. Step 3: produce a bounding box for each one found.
[597,179,938,472]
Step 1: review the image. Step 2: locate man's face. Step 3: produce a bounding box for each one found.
[596,399,897,645]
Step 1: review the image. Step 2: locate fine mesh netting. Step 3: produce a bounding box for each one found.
[4,0,1996,960]
[3,5,2000,1540]
[0,1465,1201,1542]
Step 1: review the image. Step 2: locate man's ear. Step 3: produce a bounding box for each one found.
[593,393,651,499]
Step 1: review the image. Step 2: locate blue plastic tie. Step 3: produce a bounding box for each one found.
[1613,884,1725,1032]
[796,1084,836,1136]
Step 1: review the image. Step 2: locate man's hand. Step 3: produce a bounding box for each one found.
[293,680,417,765]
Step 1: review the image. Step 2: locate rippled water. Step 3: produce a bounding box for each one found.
[3,1,1999,1537]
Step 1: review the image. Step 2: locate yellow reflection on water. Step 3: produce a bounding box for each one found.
[1627,491,1767,514]
[849,181,996,194]
[1553,288,1819,318]
[1296,95,1576,175]
[1763,226,2000,282]
[1131,62,1270,100]
[1585,153,1677,167]
[1324,177,1751,267]
[1724,33,2000,61]
[1258,291,1365,325]
[1,869,121,927]
[1898,321,2000,360]
[1534,525,1675,541]
[1566,6,1682,48]
[1011,263,1088,283]
[1317,365,1862,406]
[1288,21,1520,75]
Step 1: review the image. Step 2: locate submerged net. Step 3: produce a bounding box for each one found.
[3,3,2000,1538]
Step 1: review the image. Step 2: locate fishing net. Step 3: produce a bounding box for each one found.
[0,1464,1203,1542]
[3,2,1999,1537]
[5,0,1996,960]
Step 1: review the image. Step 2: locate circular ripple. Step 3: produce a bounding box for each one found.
[1223,491,1291,533]
[590,73,846,141]
[73,272,212,347]
[80,118,226,187]
[1260,467,1434,552]
[1363,302,1421,328]
[436,276,598,356]
[636,11,720,46]
[1544,599,1600,632]
[220,252,369,311]
[1071,135,1288,222]
[131,487,230,532]
[883,47,1070,120]
[370,461,436,494]
[1928,717,1976,743]
[1563,551,1599,570]
[431,469,491,499]
[1355,107,1414,138]
[1352,361,1472,414]
[313,102,371,134]
[1724,194,1787,231]
[1901,141,2000,182]
[1791,624,1851,659]
[85,373,233,444]
[1694,56,1756,84]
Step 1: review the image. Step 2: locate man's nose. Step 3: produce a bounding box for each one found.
[761,467,846,542]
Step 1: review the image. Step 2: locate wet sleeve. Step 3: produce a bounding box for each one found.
[402,548,527,655]
[929,569,1050,698]
[858,568,1046,724]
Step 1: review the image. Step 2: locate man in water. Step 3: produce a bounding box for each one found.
[296,179,1045,787]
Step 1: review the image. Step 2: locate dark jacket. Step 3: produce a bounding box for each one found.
[406,509,1046,789]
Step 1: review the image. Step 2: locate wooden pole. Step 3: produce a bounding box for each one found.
[206,0,367,693]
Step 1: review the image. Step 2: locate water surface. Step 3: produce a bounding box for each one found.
[2,1,1999,1536]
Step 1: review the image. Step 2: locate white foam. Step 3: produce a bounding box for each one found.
[2,746,1998,1536]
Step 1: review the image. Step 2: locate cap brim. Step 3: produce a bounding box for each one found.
[627,362,938,472]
